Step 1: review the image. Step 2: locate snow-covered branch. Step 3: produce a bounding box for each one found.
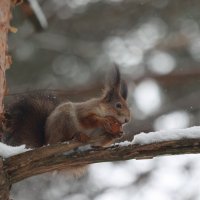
[2,126,200,185]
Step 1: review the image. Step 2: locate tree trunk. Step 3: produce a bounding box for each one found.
[0,0,11,119]
[0,0,12,199]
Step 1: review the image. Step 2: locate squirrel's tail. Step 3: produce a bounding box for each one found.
[2,91,66,148]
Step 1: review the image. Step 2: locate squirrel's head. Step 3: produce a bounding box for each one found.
[100,65,130,125]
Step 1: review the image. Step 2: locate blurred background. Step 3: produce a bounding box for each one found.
[7,0,200,199]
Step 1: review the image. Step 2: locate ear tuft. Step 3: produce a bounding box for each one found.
[106,64,121,90]
[102,65,122,101]
[120,80,128,100]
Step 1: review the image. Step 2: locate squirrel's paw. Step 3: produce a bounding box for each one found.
[75,132,90,143]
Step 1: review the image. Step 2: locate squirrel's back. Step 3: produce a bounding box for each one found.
[2,91,67,148]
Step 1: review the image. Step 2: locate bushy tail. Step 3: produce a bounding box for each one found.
[2,91,67,148]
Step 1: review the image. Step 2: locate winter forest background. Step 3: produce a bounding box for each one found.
[7,0,200,199]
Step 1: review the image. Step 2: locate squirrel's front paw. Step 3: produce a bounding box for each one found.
[103,117,123,136]
[75,132,90,143]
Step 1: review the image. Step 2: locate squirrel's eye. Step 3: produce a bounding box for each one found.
[115,102,122,109]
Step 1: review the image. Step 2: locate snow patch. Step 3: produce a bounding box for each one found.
[77,144,92,152]
[119,126,200,146]
[0,142,30,158]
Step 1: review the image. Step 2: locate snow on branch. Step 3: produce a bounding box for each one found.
[0,142,30,158]
[2,126,200,184]
[119,126,200,146]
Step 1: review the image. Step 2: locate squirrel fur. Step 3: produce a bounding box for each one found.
[1,66,130,149]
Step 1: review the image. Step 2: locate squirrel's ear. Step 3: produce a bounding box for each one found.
[103,88,115,102]
[120,80,128,100]
[106,64,121,90]
[103,65,121,102]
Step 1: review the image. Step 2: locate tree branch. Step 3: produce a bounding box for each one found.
[4,136,200,184]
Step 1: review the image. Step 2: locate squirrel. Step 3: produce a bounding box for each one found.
[1,66,130,149]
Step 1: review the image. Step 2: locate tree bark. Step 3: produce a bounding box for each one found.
[4,137,200,184]
[0,0,12,199]
[0,158,10,200]
[0,0,11,119]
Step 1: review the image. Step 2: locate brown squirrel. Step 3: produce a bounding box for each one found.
[1,66,130,149]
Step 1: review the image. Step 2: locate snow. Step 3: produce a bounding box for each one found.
[119,126,200,146]
[0,142,30,158]
[77,144,92,152]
